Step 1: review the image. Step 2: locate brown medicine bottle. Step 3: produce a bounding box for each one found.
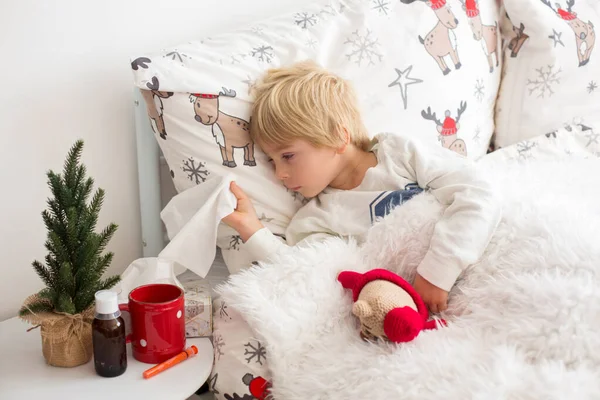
[92,290,127,377]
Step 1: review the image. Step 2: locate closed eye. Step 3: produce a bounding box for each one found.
[282,153,294,161]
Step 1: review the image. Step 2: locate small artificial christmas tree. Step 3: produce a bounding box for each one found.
[20,140,120,317]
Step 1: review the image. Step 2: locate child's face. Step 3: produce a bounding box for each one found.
[262,139,342,199]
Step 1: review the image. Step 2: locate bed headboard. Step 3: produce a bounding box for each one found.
[133,89,166,257]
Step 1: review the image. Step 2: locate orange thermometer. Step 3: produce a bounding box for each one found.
[143,345,198,379]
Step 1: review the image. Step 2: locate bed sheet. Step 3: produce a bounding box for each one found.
[485,122,599,163]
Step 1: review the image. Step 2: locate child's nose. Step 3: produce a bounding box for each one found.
[275,165,289,181]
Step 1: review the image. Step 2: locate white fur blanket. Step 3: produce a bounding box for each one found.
[218,157,600,399]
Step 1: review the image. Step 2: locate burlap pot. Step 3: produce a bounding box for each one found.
[20,294,94,368]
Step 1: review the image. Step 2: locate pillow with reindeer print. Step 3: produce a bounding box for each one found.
[494,0,599,149]
[130,0,502,273]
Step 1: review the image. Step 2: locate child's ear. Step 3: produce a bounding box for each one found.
[336,126,351,154]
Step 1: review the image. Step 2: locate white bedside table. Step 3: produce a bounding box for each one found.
[0,317,214,400]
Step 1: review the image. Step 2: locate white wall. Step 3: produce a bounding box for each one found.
[0,0,303,321]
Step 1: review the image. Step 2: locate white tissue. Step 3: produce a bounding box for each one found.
[115,257,184,303]
[158,173,237,278]
[113,174,236,301]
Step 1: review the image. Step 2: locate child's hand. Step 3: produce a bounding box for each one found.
[413,273,448,314]
[222,181,264,242]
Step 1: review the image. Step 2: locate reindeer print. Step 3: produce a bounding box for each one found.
[541,0,595,67]
[401,0,461,75]
[460,0,499,72]
[131,57,151,70]
[504,12,530,58]
[242,373,272,400]
[141,76,173,140]
[190,87,256,168]
[421,101,468,155]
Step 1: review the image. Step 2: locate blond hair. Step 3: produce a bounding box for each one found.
[250,60,371,151]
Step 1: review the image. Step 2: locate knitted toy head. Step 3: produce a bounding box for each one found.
[337,269,445,343]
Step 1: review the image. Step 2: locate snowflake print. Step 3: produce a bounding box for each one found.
[230,53,247,65]
[208,373,219,395]
[213,333,225,360]
[219,301,230,320]
[474,79,485,102]
[344,29,383,66]
[164,49,190,64]
[182,157,209,184]
[516,141,536,160]
[244,341,266,365]
[251,45,274,63]
[294,12,317,29]
[527,65,561,98]
[229,235,242,251]
[306,38,318,49]
[287,188,309,204]
[473,126,481,143]
[588,81,598,94]
[319,5,336,17]
[372,0,390,15]
[251,26,264,36]
[319,3,345,19]
[259,213,274,223]
[585,131,599,147]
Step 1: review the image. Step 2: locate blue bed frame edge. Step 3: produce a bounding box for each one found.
[134,89,165,257]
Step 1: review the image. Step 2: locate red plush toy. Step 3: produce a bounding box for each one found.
[338,269,445,343]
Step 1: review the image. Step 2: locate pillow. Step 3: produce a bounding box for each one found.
[494,0,599,148]
[130,0,502,272]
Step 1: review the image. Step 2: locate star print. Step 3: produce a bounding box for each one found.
[585,131,599,147]
[548,29,564,48]
[388,66,423,110]
[242,75,256,94]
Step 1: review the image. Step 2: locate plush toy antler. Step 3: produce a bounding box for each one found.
[338,269,445,343]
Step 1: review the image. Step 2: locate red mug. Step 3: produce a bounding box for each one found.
[119,283,186,364]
